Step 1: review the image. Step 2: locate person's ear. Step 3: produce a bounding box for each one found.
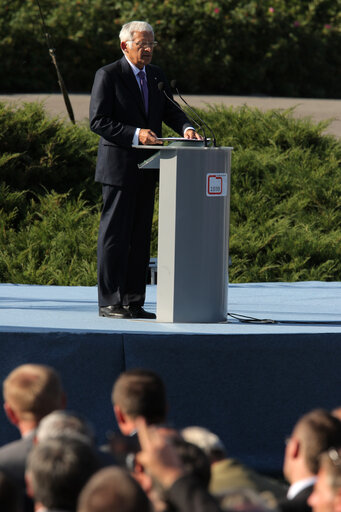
[4,402,19,426]
[114,404,126,425]
[121,41,127,52]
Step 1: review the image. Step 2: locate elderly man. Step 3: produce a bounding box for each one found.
[308,448,341,512]
[90,20,201,320]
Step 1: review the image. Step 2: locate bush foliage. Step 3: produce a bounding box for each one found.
[0,0,340,97]
[0,100,340,285]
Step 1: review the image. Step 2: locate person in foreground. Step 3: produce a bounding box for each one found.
[279,409,341,512]
[308,447,341,512]
[90,20,201,320]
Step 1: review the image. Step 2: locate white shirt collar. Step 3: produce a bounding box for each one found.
[287,477,317,500]
[124,55,146,77]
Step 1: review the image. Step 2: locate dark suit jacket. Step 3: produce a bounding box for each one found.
[0,430,35,489]
[89,56,191,187]
[278,484,314,512]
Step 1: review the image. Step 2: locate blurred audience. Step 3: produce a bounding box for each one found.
[182,426,287,506]
[1,364,340,512]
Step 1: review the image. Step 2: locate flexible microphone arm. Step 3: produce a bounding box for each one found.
[171,80,217,147]
[36,0,75,124]
[158,82,208,146]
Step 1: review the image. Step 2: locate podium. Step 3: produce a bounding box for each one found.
[138,141,232,323]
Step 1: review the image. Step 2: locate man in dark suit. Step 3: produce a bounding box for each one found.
[90,20,201,319]
[279,409,341,512]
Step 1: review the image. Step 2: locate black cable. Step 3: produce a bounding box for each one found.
[228,312,341,326]
[35,0,75,124]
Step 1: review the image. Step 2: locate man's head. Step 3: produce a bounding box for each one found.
[308,448,341,512]
[283,409,341,484]
[77,466,150,512]
[112,369,167,435]
[119,21,156,69]
[3,364,65,432]
[26,437,99,511]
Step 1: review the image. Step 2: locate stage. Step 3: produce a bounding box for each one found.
[0,281,340,475]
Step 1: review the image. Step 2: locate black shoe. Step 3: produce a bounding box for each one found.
[124,305,156,319]
[99,305,131,319]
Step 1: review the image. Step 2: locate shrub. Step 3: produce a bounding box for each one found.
[0,100,340,284]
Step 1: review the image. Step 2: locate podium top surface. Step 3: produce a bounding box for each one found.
[133,145,233,150]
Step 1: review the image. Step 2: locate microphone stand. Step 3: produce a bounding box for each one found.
[171,81,217,147]
[36,0,75,124]
[158,82,208,147]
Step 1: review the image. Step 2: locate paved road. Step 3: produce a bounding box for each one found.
[1,93,340,138]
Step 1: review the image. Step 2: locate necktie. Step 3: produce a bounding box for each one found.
[137,70,149,113]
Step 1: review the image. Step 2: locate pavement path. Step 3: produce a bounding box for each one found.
[1,93,340,138]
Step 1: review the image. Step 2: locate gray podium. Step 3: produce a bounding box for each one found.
[138,142,232,323]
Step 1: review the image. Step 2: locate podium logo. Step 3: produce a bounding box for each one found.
[206,173,228,197]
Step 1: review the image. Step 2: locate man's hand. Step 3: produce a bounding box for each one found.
[139,129,163,145]
[184,129,203,140]
[135,417,184,490]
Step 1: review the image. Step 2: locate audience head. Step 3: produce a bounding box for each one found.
[77,466,150,512]
[112,369,167,435]
[181,426,226,463]
[283,409,341,483]
[308,447,341,512]
[26,437,99,511]
[36,409,95,445]
[3,364,65,432]
[0,471,21,512]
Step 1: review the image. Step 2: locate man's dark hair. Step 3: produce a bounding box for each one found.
[77,466,150,512]
[294,409,341,474]
[112,369,167,424]
[27,438,99,511]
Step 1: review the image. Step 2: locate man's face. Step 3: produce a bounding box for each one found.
[308,467,337,512]
[122,31,155,69]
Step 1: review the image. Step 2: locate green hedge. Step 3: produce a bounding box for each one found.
[0,0,340,97]
[1,100,341,284]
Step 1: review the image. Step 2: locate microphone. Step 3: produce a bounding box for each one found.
[171,80,217,147]
[157,82,208,146]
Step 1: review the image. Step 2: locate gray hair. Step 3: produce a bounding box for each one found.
[119,21,154,47]
[36,410,95,446]
[181,426,226,459]
[26,438,98,510]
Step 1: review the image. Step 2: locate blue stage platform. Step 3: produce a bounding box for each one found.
[0,281,340,475]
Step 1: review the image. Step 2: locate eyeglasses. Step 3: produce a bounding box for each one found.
[127,40,158,49]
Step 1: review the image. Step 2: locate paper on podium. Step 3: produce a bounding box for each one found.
[137,139,205,169]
